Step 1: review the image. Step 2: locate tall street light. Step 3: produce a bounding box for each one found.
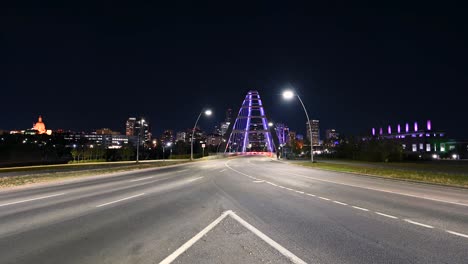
[282,90,314,162]
[191,109,212,161]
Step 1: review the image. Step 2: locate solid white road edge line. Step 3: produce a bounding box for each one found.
[0,192,66,207]
[129,176,154,182]
[96,193,145,208]
[158,210,231,264]
[375,212,398,219]
[228,211,308,264]
[404,219,434,229]
[318,196,330,201]
[446,230,468,238]
[253,180,265,183]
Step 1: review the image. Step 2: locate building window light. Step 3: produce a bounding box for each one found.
[426,144,431,152]
[412,144,417,152]
[419,143,424,150]
[440,143,446,152]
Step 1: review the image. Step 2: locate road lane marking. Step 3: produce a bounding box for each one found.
[306,193,316,197]
[187,176,203,182]
[375,212,398,219]
[404,219,434,229]
[228,211,308,264]
[352,206,369,211]
[220,169,227,172]
[288,172,468,207]
[295,190,305,194]
[159,211,231,264]
[446,230,468,238]
[318,196,330,201]
[129,176,154,182]
[285,188,294,191]
[333,201,347,205]
[96,193,145,208]
[266,182,278,186]
[176,169,189,173]
[0,193,65,207]
[253,180,265,183]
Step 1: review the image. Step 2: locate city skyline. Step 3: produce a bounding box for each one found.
[3,3,468,138]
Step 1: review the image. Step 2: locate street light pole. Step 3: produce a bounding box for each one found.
[296,95,314,163]
[190,109,212,161]
[283,90,314,162]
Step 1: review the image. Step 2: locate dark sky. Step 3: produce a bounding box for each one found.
[2,2,468,139]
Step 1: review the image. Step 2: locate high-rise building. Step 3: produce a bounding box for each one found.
[126,117,136,136]
[307,120,320,146]
[325,129,338,140]
[160,130,174,145]
[134,118,150,145]
[176,131,187,142]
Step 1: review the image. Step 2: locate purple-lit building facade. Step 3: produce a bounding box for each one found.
[371,120,467,159]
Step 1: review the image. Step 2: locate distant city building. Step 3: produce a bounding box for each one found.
[133,118,150,146]
[324,129,339,149]
[220,121,230,136]
[370,120,467,159]
[206,133,223,146]
[125,117,136,136]
[307,120,320,146]
[325,129,339,140]
[95,128,119,135]
[32,116,52,135]
[160,130,174,145]
[64,132,129,149]
[176,131,187,142]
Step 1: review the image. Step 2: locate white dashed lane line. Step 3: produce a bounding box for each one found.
[333,201,348,206]
[224,161,468,240]
[375,212,398,219]
[404,219,434,229]
[96,193,145,208]
[446,230,468,238]
[352,206,370,212]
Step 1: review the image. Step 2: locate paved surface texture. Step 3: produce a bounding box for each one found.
[0,156,467,263]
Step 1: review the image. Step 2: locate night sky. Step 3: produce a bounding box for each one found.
[2,2,468,139]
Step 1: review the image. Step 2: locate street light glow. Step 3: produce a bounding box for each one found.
[204,110,212,116]
[282,90,294,100]
[268,122,273,127]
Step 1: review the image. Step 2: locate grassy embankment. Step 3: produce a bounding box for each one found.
[0,160,189,188]
[296,161,468,187]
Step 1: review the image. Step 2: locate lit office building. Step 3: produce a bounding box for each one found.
[306,120,320,146]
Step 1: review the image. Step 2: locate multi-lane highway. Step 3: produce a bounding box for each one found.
[0,156,467,263]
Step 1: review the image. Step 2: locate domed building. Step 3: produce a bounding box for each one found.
[32,115,52,135]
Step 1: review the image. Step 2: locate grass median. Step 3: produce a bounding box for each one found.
[295,161,468,187]
[0,161,189,188]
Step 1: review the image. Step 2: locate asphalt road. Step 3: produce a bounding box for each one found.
[0,156,467,263]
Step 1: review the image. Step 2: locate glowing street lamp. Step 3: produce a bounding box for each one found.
[268,122,274,127]
[282,89,315,162]
[191,109,212,160]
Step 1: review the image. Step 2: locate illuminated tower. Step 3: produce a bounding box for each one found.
[225,90,275,153]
